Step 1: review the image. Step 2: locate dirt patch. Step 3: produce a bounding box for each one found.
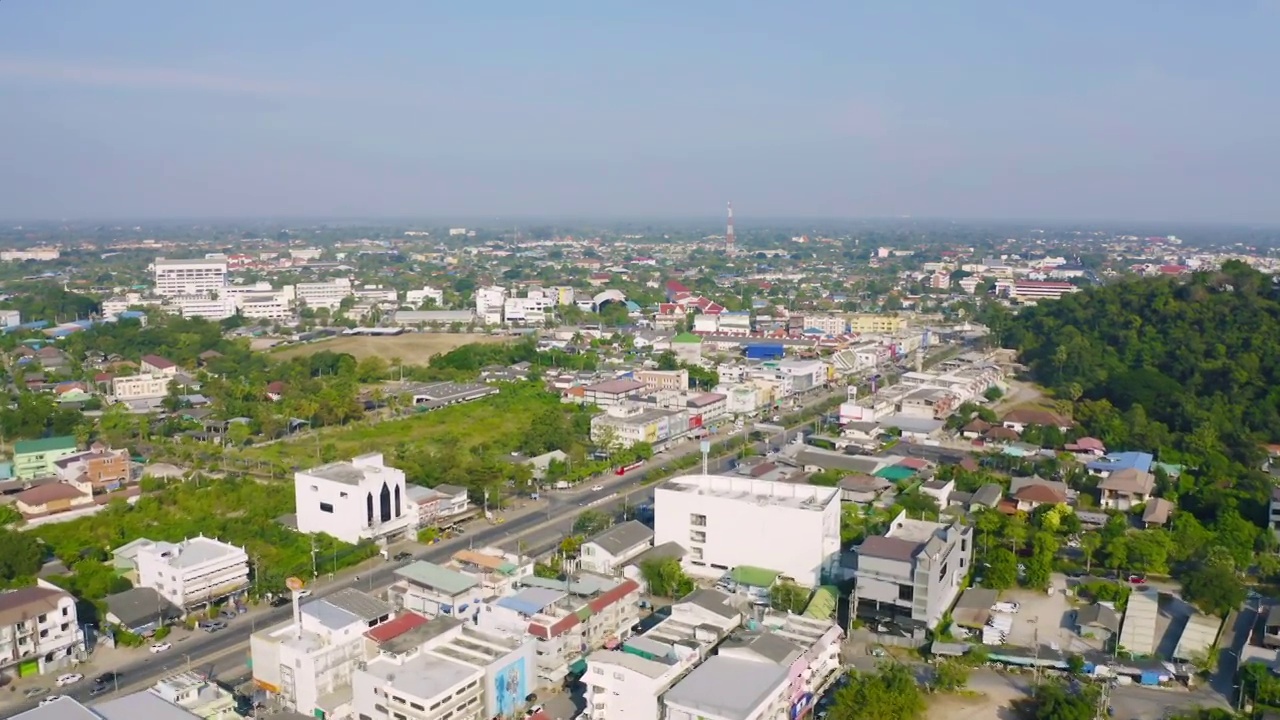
[271,333,507,363]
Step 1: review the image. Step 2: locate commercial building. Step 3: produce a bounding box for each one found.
[580,520,655,576]
[851,510,973,634]
[591,405,690,450]
[13,436,78,480]
[148,670,240,719]
[798,315,847,336]
[134,536,250,610]
[584,639,700,720]
[405,286,445,307]
[294,453,412,545]
[663,655,791,720]
[849,314,907,334]
[1006,280,1080,302]
[0,582,85,678]
[636,369,688,392]
[153,257,228,297]
[250,588,394,717]
[475,286,508,325]
[353,646,485,720]
[581,378,648,408]
[111,373,171,402]
[293,278,353,311]
[172,295,238,321]
[388,561,484,621]
[654,474,841,586]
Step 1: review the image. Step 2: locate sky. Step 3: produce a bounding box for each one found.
[1,1,1278,223]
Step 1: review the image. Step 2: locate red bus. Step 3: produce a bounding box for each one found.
[615,461,644,475]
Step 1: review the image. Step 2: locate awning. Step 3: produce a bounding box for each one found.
[568,658,588,675]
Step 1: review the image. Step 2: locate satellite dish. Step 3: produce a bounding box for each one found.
[286,577,305,592]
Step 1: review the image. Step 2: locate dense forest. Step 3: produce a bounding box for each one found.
[998,261,1280,527]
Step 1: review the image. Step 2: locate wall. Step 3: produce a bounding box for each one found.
[491,655,529,718]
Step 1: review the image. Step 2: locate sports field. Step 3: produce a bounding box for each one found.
[272,332,506,363]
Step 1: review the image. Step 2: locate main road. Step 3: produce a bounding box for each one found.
[5,378,855,715]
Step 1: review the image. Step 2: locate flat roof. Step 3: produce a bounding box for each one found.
[660,473,837,510]
[142,536,242,569]
[10,697,101,720]
[664,655,789,720]
[301,461,368,485]
[364,652,480,703]
[323,588,393,622]
[95,691,205,720]
[395,561,478,595]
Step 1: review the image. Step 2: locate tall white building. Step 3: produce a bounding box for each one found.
[475,286,508,325]
[352,647,485,720]
[134,536,250,610]
[153,257,228,298]
[654,475,841,586]
[585,638,700,720]
[0,581,85,678]
[294,453,412,545]
[292,278,353,312]
[172,295,238,321]
[405,286,445,307]
[111,373,172,402]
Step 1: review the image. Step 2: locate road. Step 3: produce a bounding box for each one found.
[3,380,853,716]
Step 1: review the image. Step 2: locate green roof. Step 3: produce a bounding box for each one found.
[672,332,702,344]
[874,465,917,482]
[804,585,838,620]
[13,436,77,455]
[730,565,781,588]
[394,561,477,595]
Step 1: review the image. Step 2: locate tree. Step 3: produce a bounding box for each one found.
[639,557,694,599]
[572,510,612,537]
[1080,533,1102,574]
[0,528,42,582]
[827,663,924,720]
[769,582,810,614]
[1027,680,1097,720]
[1181,562,1246,616]
[931,659,969,692]
[983,548,1019,590]
[1023,532,1057,589]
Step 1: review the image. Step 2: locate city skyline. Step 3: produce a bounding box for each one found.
[1,2,1278,223]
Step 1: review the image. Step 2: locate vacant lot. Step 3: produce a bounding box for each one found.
[272,333,506,363]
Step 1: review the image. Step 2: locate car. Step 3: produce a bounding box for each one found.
[220,608,238,619]
[1128,575,1147,585]
[89,684,110,696]
[94,672,121,685]
[39,696,65,707]
[22,687,48,699]
[150,642,172,653]
[590,484,604,492]
[269,596,290,608]
[393,551,413,561]
[202,620,228,632]
[55,673,82,687]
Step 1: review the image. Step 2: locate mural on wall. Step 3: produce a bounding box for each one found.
[493,656,529,717]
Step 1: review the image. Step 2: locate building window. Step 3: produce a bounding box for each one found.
[410,702,424,710]
[960,538,967,553]
[690,513,707,527]
[689,531,706,543]
[319,502,334,513]
[340,491,348,499]
[897,584,914,603]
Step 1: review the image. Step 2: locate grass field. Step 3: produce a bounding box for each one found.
[272,333,506,363]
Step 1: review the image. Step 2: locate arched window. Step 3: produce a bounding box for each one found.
[379,482,392,523]
[366,492,374,526]
[394,485,402,518]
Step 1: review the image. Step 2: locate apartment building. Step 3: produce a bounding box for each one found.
[580,521,654,576]
[135,536,250,610]
[172,295,238,320]
[1005,279,1080,302]
[0,582,85,678]
[590,405,690,450]
[503,295,550,325]
[111,373,171,402]
[388,561,483,621]
[798,315,847,336]
[851,510,972,634]
[636,369,689,392]
[293,278,353,311]
[585,638,701,720]
[475,286,508,325]
[654,474,841,586]
[13,436,78,480]
[663,654,791,720]
[237,292,294,321]
[581,378,647,408]
[721,614,843,716]
[849,314,907,334]
[475,576,641,687]
[294,453,412,545]
[405,286,445,307]
[353,647,485,720]
[250,589,394,717]
[52,444,131,493]
[153,257,228,297]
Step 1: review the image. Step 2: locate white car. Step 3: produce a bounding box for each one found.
[39,696,65,707]
[150,642,172,654]
[55,673,82,687]
[590,484,604,492]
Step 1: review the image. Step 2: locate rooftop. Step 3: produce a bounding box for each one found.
[585,520,654,557]
[14,435,77,455]
[363,651,480,703]
[395,561,479,595]
[660,473,837,511]
[663,655,789,720]
[322,588,393,622]
[95,690,205,720]
[139,536,243,569]
[9,697,101,720]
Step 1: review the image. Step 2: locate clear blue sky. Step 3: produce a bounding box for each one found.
[1,1,1277,223]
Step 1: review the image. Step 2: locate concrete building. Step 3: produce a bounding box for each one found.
[475,286,508,326]
[149,670,240,720]
[581,378,648,408]
[134,536,250,610]
[153,257,228,297]
[663,655,791,720]
[849,314,907,334]
[352,647,485,720]
[291,278,354,311]
[250,589,393,718]
[172,295,238,321]
[111,373,172,402]
[636,369,688,392]
[13,436,78,480]
[591,405,690,451]
[798,315,847,336]
[584,639,700,720]
[388,561,483,621]
[654,474,841,586]
[294,453,412,545]
[52,445,131,494]
[580,520,655,576]
[671,332,703,364]
[405,286,445,307]
[851,510,973,634]
[0,582,85,678]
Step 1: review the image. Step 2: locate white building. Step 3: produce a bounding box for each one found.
[590,405,689,451]
[475,286,508,326]
[585,640,700,720]
[153,257,228,297]
[654,475,841,586]
[172,294,238,320]
[134,536,250,610]
[0,581,85,678]
[250,588,394,718]
[405,286,445,307]
[799,315,847,336]
[236,291,294,321]
[580,520,654,576]
[294,453,413,545]
[353,647,485,720]
[0,309,21,328]
[663,655,791,720]
[111,373,171,402]
[388,561,483,622]
[1,247,60,262]
[293,278,353,311]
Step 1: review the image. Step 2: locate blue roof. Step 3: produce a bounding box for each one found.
[495,587,565,616]
[1087,451,1154,474]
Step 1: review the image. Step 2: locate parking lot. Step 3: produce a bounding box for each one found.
[995,584,1081,651]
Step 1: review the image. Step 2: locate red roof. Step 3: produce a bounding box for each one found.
[665,279,690,293]
[527,579,639,640]
[897,457,930,471]
[140,354,176,369]
[364,612,428,643]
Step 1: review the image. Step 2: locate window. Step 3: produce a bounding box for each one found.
[374,704,386,714]
[340,491,348,499]
[409,702,424,710]
[319,502,335,513]
[897,584,914,603]
[689,530,706,543]
[393,713,407,720]
[61,607,68,617]
[593,667,604,675]
[960,538,968,553]
[690,513,707,527]
[613,672,626,680]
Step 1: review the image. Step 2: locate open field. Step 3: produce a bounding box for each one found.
[271,333,507,363]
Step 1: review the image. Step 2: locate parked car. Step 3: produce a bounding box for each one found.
[1128,575,1147,585]
[202,620,228,633]
[94,672,121,685]
[393,551,413,562]
[89,684,110,697]
[220,608,238,619]
[590,484,604,491]
[269,596,290,608]
[55,673,82,687]
[150,642,172,653]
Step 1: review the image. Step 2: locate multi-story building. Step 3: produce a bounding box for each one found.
[0,582,85,677]
[352,646,485,720]
[251,588,394,717]
[475,576,641,688]
[475,286,508,326]
[636,369,688,392]
[797,315,847,336]
[294,453,412,545]
[722,384,762,417]
[773,359,828,394]
[590,405,690,451]
[1005,279,1080,302]
[663,654,791,720]
[388,561,483,621]
[719,614,843,719]
[139,355,179,377]
[405,286,445,307]
[581,379,647,408]
[149,670,240,720]
[851,510,972,634]
[153,257,228,297]
[292,278,353,311]
[584,639,700,720]
[111,373,171,402]
[52,444,131,494]
[0,309,21,328]
[1,247,60,262]
[237,291,294,321]
[580,521,654,576]
[135,536,250,610]
[849,314,907,334]
[172,294,238,320]
[654,474,841,586]
[13,436,78,480]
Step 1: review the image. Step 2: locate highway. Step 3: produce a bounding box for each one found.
[4,384,844,715]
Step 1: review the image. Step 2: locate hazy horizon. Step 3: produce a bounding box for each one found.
[2,2,1278,223]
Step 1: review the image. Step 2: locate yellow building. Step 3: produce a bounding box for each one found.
[850,314,908,334]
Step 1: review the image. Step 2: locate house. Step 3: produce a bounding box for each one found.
[960,418,992,439]
[1075,603,1121,642]
[1098,468,1156,511]
[431,483,470,517]
[581,378,647,407]
[1009,475,1068,512]
[52,444,132,494]
[837,474,892,504]
[103,587,183,635]
[0,582,85,677]
[264,381,286,402]
[13,436,78,479]
[1000,408,1073,433]
[1141,497,1175,527]
[580,520,654,576]
[1087,451,1155,477]
[851,511,973,633]
[918,478,954,507]
[14,482,94,518]
[1065,437,1106,456]
[139,354,179,376]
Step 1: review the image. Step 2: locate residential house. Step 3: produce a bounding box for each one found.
[13,483,93,518]
[0,582,85,677]
[1000,409,1074,434]
[580,520,654,576]
[1098,469,1156,511]
[1009,475,1069,512]
[388,560,483,621]
[140,354,179,376]
[1075,603,1121,642]
[13,436,78,479]
[1142,498,1175,528]
[851,511,973,634]
[103,587,183,636]
[1065,437,1106,456]
[52,444,132,494]
[1087,451,1155,478]
[837,474,892,505]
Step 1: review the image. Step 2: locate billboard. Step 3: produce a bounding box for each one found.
[493,656,529,717]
